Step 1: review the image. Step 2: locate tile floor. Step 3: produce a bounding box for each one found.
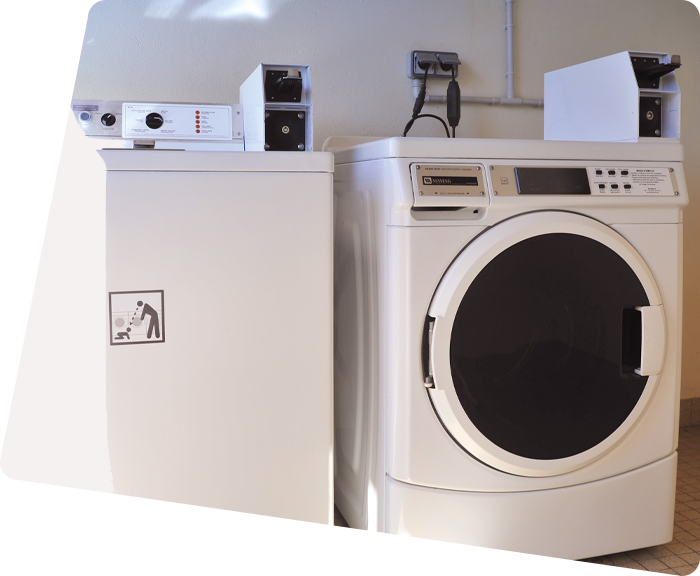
[334,426,700,574]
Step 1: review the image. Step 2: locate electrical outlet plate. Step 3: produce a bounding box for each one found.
[407,50,460,79]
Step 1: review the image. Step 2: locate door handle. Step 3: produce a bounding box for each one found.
[634,305,665,376]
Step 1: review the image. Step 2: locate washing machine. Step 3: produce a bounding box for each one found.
[101,149,334,524]
[330,136,687,559]
[0,99,333,576]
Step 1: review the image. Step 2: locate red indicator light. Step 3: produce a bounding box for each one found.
[196,111,200,114]
[196,130,200,133]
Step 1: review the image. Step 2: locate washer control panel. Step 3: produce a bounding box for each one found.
[71,99,244,144]
[122,103,238,141]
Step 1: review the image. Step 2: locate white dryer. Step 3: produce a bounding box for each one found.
[330,137,687,559]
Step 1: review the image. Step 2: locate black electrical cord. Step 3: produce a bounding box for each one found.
[446,66,461,138]
[402,67,429,137]
[412,114,451,138]
[402,65,454,138]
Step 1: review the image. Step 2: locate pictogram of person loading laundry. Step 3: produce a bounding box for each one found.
[135,300,161,339]
[109,290,165,344]
[109,291,165,345]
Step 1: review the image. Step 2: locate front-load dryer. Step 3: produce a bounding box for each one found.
[330,137,687,560]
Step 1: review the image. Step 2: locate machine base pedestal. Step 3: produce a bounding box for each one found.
[386,453,677,560]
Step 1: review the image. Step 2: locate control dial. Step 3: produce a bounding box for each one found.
[101,113,116,127]
[146,112,164,129]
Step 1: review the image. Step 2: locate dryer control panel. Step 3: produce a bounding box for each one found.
[586,167,676,196]
[490,165,679,197]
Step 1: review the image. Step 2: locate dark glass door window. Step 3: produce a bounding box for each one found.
[449,233,649,460]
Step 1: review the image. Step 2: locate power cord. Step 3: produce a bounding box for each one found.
[402,66,430,137]
[402,67,452,138]
[410,114,451,138]
[437,53,461,138]
[403,54,462,138]
[446,66,461,138]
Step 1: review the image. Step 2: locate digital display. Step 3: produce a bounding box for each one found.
[515,168,591,195]
[422,176,478,186]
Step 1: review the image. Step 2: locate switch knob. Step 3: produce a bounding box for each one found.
[101,113,116,127]
[146,112,164,129]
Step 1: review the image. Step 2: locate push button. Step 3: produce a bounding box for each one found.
[624,184,632,190]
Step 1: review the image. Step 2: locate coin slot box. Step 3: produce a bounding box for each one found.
[545,51,681,142]
[240,63,313,151]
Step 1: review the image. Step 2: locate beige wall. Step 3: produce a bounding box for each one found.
[74,0,700,396]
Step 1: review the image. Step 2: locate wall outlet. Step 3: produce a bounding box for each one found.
[407,50,460,79]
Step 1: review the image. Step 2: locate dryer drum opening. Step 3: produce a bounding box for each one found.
[449,233,649,461]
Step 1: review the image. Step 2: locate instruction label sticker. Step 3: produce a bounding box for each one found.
[587,167,676,196]
[109,290,165,345]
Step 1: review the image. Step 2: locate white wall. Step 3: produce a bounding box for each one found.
[73,0,700,396]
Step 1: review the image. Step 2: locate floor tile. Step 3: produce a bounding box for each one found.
[662,567,680,574]
[660,555,690,569]
[674,566,696,575]
[640,558,674,572]
[619,561,647,576]
[678,552,700,565]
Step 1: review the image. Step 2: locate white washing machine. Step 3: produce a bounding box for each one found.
[330,137,687,559]
[101,149,333,524]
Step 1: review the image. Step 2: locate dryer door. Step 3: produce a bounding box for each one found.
[427,211,665,477]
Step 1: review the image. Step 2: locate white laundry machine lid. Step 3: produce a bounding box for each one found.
[426,211,665,477]
[98,149,334,172]
[328,136,683,165]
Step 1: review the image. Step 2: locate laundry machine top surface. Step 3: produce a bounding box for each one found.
[329,136,683,164]
[98,149,334,172]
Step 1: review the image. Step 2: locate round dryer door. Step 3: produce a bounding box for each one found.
[426,211,665,477]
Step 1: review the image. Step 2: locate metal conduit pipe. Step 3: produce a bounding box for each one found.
[506,0,515,99]
[411,0,544,108]
[412,81,544,107]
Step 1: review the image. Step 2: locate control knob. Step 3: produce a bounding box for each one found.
[146,112,164,129]
[101,113,116,127]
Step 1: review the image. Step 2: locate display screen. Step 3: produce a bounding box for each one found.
[422,176,478,186]
[515,168,591,195]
